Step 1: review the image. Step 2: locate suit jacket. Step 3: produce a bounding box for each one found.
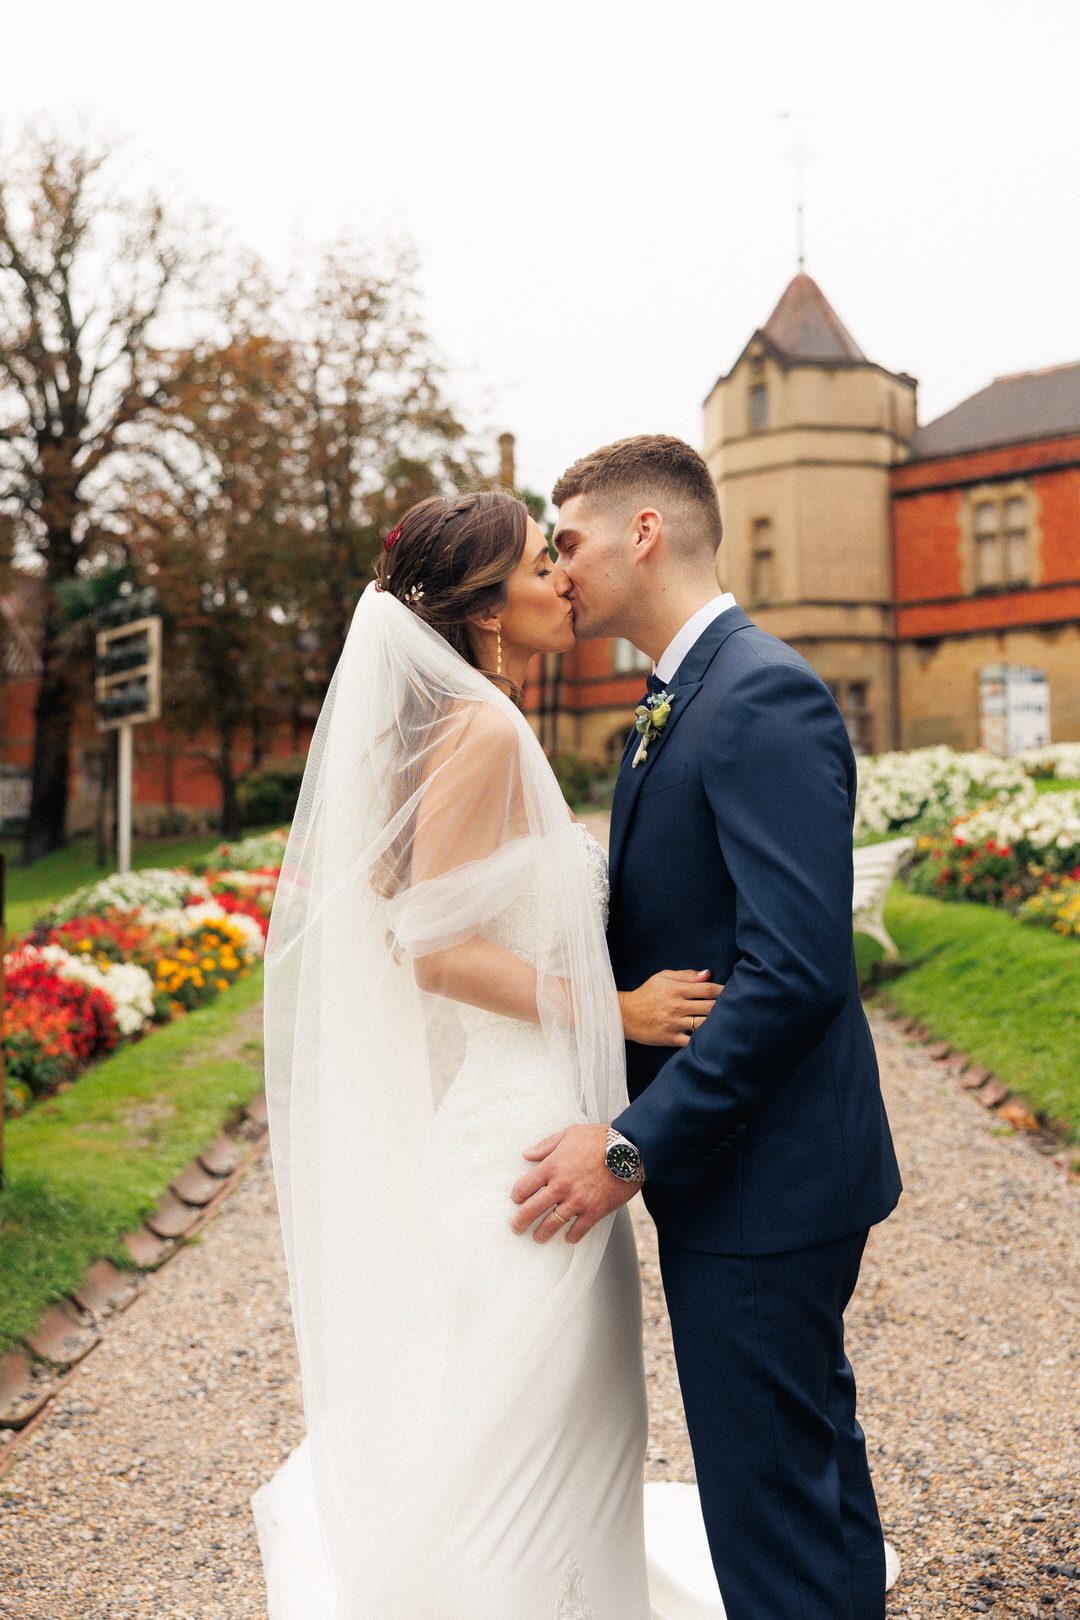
[608,607,902,1255]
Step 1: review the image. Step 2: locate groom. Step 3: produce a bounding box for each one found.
[510,434,902,1619]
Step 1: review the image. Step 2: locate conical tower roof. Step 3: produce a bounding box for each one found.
[760,272,866,364]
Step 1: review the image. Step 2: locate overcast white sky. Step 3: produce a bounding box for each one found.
[7,0,1080,500]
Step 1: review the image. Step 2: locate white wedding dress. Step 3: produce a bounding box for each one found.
[254,823,731,1618]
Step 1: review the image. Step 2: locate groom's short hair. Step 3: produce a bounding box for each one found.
[551,435,723,557]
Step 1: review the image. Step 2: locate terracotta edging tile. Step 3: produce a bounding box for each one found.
[976,1077,1010,1110]
[198,1133,240,1178]
[122,1225,179,1270]
[144,1191,203,1240]
[0,1350,56,1429]
[71,1259,139,1319]
[170,1161,222,1207]
[24,1301,99,1369]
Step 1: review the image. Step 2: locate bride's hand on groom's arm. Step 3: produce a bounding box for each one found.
[618,969,723,1046]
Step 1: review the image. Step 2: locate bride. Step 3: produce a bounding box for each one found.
[253,490,724,1618]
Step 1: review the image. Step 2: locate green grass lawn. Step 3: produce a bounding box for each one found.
[0,827,279,941]
[857,885,1080,1137]
[0,964,265,1356]
[1035,776,1080,795]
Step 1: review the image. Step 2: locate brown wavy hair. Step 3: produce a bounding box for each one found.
[372,489,531,900]
[374,490,530,670]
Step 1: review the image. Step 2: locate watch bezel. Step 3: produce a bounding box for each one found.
[605,1140,643,1181]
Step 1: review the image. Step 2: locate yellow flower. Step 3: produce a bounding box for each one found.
[156,958,174,977]
[216,978,229,991]
[177,946,195,963]
[201,957,216,971]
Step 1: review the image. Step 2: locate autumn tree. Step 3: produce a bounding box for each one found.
[0,128,200,861]
[129,290,307,838]
[295,242,483,688]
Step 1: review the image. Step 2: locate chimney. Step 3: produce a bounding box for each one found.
[498,432,516,490]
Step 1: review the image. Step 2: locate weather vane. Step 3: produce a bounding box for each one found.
[773,112,808,271]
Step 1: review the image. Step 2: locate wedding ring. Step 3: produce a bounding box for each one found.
[691,1015,699,1032]
[550,1206,569,1225]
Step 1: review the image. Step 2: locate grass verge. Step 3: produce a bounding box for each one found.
[0,965,264,1356]
[857,885,1080,1138]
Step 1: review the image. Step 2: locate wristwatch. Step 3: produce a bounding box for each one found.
[605,1126,646,1184]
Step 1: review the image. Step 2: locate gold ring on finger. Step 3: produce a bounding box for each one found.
[550,1206,569,1225]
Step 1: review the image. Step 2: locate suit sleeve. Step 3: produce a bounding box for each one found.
[612,653,857,1196]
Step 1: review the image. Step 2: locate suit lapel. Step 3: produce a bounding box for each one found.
[607,608,755,894]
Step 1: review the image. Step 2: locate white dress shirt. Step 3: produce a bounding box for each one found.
[653,594,738,685]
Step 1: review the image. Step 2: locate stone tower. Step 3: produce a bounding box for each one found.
[703,272,916,752]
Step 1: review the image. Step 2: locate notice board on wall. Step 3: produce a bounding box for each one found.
[979,664,1051,756]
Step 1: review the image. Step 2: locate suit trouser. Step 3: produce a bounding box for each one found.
[656,1227,885,1620]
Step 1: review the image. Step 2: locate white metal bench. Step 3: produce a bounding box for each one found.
[852,836,914,958]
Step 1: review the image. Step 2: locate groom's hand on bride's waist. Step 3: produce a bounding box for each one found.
[508,1123,639,1245]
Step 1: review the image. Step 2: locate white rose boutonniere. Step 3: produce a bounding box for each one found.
[632,690,674,768]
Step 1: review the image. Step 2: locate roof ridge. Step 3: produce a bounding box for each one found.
[991,359,1080,385]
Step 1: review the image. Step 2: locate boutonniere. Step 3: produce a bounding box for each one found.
[632,689,674,767]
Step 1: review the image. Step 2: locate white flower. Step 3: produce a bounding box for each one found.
[151,901,265,959]
[46,868,211,924]
[202,830,287,873]
[1016,742,1080,780]
[855,746,1031,841]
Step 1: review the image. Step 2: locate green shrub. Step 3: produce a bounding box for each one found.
[236,757,306,827]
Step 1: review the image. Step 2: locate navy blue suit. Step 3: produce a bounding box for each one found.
[608,607,902,1618]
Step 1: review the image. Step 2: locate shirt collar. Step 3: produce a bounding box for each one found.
[653,593,738,685]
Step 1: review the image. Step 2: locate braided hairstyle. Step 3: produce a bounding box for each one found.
[374,490,530,672]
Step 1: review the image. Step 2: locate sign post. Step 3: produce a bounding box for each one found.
[94,589,162,877]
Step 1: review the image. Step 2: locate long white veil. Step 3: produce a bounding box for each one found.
[258,581,628,1615]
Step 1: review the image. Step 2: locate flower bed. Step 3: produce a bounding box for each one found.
[854,746,1031,842]
[1016,742,1080,781]
[3,829,288,1115]
[1017,878,1080,939]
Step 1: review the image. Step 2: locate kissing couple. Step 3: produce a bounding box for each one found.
[253,434,903,1618]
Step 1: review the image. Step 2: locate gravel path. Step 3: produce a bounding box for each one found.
[1,1013,1077,1617]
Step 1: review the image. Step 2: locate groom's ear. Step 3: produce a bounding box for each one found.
[630,508,664,566]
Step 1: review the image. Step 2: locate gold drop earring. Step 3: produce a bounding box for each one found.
[495,622,503,677]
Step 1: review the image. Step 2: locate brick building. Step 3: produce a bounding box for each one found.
[541,274,1080,762]
[892,362,1080,749]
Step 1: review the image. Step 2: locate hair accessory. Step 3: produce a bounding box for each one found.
[384,524,403,551]
[403,581,425,605]
[496,622,503,677]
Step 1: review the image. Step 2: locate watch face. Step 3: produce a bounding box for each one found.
[606,1142,641,1181]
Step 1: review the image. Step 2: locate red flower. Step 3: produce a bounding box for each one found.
[384,524,403,551]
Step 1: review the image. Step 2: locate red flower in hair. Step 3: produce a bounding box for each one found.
[384,524,403,551]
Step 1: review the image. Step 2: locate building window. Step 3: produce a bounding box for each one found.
[750,518,775,605]
[611,638,650,675]
[971,490,1031,591]
[828,681,872,755]
[749,383,768,433]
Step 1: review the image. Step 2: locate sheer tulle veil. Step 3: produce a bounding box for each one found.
[257,581,629,1613]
